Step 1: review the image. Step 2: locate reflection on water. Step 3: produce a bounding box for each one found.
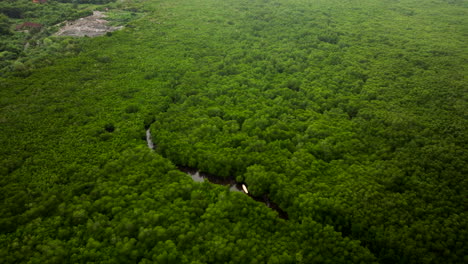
[186,170,204,183]
[146,129,155,150]
[145,128,287,219]
[179,167,287,219]
[230,184,242,192]
[180,166,242,192]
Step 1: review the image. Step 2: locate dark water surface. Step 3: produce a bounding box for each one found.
[146,129,288,219]
[178,166,243,192]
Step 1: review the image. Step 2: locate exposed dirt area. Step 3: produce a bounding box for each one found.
[55,11,123,37]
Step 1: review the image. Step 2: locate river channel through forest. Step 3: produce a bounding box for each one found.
[146,128,289,219]
[1,0,466,263]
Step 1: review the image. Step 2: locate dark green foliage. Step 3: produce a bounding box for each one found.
[0,0,467,263]
[0,0,128,75]
[96,56,112,63]
[125,104,139,114]
[104,123,115,132]
[0,14,11,35]
[0,149,376,263]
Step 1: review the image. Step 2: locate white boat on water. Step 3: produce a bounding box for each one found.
[242,184,249,194]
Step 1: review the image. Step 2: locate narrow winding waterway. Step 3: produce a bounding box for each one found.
[146,128,288,219]
[178,166,243,192]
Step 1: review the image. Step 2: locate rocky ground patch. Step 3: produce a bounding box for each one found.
[55,11,123,37]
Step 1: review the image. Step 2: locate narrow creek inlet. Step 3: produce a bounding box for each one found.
[146,128,288,219]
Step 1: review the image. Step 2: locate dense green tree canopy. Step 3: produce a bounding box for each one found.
[1,0,467,263]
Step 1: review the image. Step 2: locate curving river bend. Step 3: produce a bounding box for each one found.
[146,128,288,219]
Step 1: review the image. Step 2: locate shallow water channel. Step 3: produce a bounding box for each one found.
[146,128,288,219]
[178,166,243,192]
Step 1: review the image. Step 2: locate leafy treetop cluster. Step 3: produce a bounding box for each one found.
[0,0,467,263]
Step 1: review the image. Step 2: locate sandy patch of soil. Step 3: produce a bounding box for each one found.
[55,11,123,37]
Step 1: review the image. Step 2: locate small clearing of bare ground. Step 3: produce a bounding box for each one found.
[55,11,123,37]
